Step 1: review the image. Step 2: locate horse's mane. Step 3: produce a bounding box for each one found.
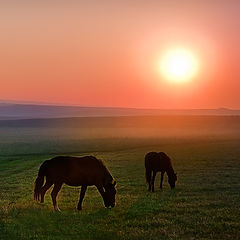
[158,152,171,161]
[97,158,114,182]
[158,152,174,172]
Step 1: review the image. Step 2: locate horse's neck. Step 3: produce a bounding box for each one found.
[105,172,113,181]
[166,166,174,176]
[103,166,113,181]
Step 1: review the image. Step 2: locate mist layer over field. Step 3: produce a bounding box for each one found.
[0,115,239,156]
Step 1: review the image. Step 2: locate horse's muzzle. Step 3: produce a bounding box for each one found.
[107,204,115,209]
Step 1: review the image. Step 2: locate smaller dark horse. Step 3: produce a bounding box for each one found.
[34,156,116,211]
[145,152,177,192]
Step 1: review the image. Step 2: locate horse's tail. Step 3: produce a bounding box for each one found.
[145,167,152,184]
[145,157,152,184]
[34,160,48,201]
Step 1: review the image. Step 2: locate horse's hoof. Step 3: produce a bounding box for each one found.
[77,206,82,211]
[54,206,61,212]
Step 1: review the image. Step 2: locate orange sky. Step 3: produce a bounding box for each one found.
[1,1,240,108]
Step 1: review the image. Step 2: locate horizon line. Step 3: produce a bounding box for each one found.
[0,99,239,111]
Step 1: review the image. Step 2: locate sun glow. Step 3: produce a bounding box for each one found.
[159,48,199,83]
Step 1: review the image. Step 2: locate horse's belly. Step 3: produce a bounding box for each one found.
[64,176,96,186]
[65,181,95,187]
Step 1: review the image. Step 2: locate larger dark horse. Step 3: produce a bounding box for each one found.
[34,156,116,211]
[145,152,177,192]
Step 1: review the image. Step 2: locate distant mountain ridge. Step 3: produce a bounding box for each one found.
[0,102,239,120]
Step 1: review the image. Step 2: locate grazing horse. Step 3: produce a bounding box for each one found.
[34,156,116,211]
[145,152,177,192]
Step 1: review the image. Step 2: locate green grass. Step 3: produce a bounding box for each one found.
[0,133,240,239]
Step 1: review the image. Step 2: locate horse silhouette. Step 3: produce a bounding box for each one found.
[34,156,116,211]
[145,152,177,192]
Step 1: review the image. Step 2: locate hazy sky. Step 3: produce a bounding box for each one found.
[1,1,240,108]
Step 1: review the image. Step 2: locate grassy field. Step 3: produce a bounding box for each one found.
[0,116,240,239]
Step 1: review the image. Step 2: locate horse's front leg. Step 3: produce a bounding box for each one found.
[148,181,151,192]
[160,172,164,189]
[77,185,87,210]
[151,171,157,192]
[96,184,107,207]
[51,183,63,211]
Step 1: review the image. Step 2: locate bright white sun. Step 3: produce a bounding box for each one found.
[159,48,199,83]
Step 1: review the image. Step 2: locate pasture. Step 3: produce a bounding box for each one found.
[0,116,240,239]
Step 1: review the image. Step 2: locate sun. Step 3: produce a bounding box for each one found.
[159,48,199,83]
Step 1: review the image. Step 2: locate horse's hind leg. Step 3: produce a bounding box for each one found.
[40,181,53,203]
[77,185,87,210]
[51,183,63,211]
[151,171,156,192]
[147,170,152,191]
[148,173,152,192]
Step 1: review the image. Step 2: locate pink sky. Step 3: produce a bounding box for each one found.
[1,1,240,108]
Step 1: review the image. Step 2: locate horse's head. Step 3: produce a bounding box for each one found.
[103,180,116,208]
[168,172,177,189]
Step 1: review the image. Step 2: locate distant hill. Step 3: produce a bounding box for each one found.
[0,102,240,120]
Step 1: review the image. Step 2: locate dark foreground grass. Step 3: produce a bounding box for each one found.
[0,137,240,239]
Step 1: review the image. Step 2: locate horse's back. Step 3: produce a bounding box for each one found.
[45,156,109,186]
[145,151,170,171]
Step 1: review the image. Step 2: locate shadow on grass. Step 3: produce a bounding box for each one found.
[126,189,177,220]
[1,203,121,240]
